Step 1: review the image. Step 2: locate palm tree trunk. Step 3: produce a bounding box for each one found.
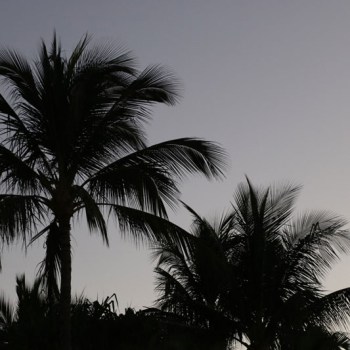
[59,217,72,350]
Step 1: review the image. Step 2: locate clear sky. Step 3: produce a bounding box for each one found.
[1,0,350,310]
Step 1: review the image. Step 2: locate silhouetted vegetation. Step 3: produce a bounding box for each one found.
[153,178,350,349]
[0,277,229,349]
[2,179,349,350]
[0,32,350,350]
[0,33,226,350]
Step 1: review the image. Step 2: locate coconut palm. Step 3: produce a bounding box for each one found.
[154,179,350,350]
[0,34,226,350]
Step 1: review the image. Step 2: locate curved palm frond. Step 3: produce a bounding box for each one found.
[0,94,54,180]
[72,185,108,244]
[282,211,350,287]
[0,144,44,193]
[155,266,201,319]
[87,161,179,218]
[307,288,350,331]
[118,64,180,105]
[87,137,227,186]
[0,49,39,108]
[108,204,193,250]
[0,194,47,242]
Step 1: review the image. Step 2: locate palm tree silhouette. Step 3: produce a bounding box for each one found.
[154,178,350,349]
[0,34,227,350]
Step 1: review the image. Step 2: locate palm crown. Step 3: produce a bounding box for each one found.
[154,179,350,350]
[0,34,227,349]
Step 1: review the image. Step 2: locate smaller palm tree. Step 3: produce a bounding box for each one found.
[154,178,350,350]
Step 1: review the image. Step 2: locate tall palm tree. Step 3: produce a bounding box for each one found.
[154,179,350,350]
[0,34,227,350]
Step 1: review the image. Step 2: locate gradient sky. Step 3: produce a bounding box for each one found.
[1,0,350,310]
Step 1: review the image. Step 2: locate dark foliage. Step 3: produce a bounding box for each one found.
[0,277,224,350]
[154,178,350,350]
[0,33,227,349]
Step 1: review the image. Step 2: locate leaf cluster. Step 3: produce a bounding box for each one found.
[154,179,350,349]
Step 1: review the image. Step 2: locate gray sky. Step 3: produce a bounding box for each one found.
[1,0,350,310]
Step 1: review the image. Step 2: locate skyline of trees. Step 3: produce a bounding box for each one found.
[1,177,350,350]
[0,33,349,350]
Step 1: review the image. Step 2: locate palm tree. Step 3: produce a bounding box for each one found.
[154,179,350,350]
[233,179,350,350]
[0,34,227,350]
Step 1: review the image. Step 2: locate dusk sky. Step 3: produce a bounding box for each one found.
[1,0,350,310]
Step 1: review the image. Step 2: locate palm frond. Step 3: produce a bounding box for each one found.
[72,185,108,244]
[0,48,40,108]
[232,179,301,238]
[153,239,199,299]
[0,194,47,242]
[155,266,201,320]
[88,162,179,218]
[71,113,148,176]
[88,137,227,185]
[118,64,180,105]
[74,40,136,77]
[0,96,53,179]
[66,33,92,79]
[0,144,43,193]
[283,211,350,285]
[307,288,350,331]
[108,204,192,250]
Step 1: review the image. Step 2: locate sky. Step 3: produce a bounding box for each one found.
[1,0,350,310]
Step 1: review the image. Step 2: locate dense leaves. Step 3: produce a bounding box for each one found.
[0,277,223,350]
[154,178,350,350]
